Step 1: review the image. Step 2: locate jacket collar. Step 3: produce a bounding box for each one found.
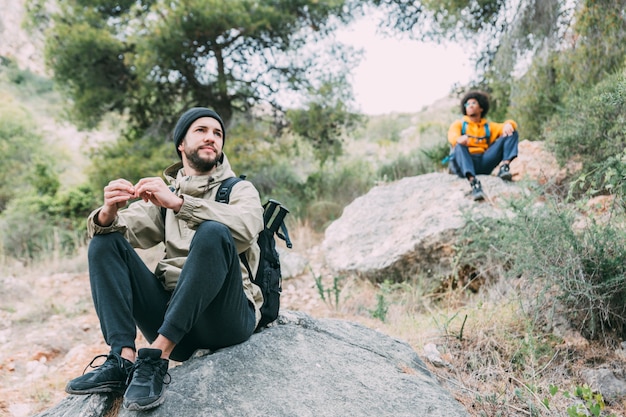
[163,153,236,197]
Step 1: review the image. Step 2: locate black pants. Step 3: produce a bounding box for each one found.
[88,221,256,362]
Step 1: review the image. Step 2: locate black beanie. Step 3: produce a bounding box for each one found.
[173,107,226,158]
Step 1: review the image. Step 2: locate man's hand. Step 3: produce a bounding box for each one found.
[457,135,469,146]
[98,179,136,226]
[134,177,183,212]
[97,177,183,227]
[502,123,514,137]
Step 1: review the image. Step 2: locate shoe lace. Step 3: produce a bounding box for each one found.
[128,357,171,386]
[81,353,122,375]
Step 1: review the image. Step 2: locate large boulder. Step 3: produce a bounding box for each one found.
[33,311,468,417]
[321,172,520,282]
[321,140,568,283]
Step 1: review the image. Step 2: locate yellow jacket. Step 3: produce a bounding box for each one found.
[448,115,518,155]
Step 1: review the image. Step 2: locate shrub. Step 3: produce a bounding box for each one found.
[0,183,97,261]
[301,160,376,230]
[0,195,82,261]
[458,189,626,342]
[377,146,441,182]
[87,134,174,193]
[544,71,626,172]
[0,98,57,210]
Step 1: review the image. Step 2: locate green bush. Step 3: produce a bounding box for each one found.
[509,56,562,141]
[544,71,626,172]
[377,146,441,182]
[458,189,626,341]
[0,98,59,211]
[244,161,307,219]
[1,197,82,261]
[301,160,376,230]
[87,134,175,193]
[0,56,54,95]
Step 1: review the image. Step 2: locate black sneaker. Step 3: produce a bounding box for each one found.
[65,351,133,395]
[123,348,170,411]
[470,178,486,201]
[497,164,512,181]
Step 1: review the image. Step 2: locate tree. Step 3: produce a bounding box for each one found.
[367,0,574,116]
[0,94,58,211]
[287,75,363,168]
[43,0,359,136]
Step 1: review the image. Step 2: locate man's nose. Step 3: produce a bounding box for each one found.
[202,132,217,142]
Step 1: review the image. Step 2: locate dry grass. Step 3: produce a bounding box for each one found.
[291,224,626,417]
[1,223,625,417]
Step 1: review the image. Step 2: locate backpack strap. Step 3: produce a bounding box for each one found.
[213,175,253,276]
[462,120,491,144]
[216,176,293,249]
[215,175,245,204]
[484,123,491,145]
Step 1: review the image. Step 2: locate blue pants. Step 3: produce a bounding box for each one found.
[87,221,256,362]
[450,131,519,178]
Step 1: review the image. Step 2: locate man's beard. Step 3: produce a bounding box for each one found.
[185,147,222,173]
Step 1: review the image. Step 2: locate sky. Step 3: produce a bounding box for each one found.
[336,14,473,115]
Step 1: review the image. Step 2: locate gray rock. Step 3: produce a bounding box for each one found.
[34,311,468,417]
[581,368,626,400]
[278,246,309,279]
[321,172,521,282]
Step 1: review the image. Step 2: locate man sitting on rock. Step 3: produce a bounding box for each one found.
[447,90,519,201]
[64,107,264,411]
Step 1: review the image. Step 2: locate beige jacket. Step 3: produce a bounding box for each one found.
[87,154,265,326]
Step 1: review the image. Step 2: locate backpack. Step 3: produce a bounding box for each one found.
[462,120,491,144]
[442,120,491,166]
[215,175,292,329]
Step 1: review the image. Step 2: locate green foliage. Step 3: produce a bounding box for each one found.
[0,56,54,95]
[44,0,358,135]
[458,189,626,341]
[30,160,61,196]
[369,280,393,322]
[544,71,626,173]
[287,79,364,168]
[420,141,453,172]
[512,0,626,141]
[313,269,343,309]
[0,96,59,211]
[301,160,375,230]
[44,19,130,129]
[0,184,97,261]
[369,116,404,143]
[568,149,626,206]
[87,135,175,194]
[370,292,389,322]
[376,146,441,182]
[370,0,505,40]
[559,0,626,91]
[509,56,561,141]
[544,384,615,417]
